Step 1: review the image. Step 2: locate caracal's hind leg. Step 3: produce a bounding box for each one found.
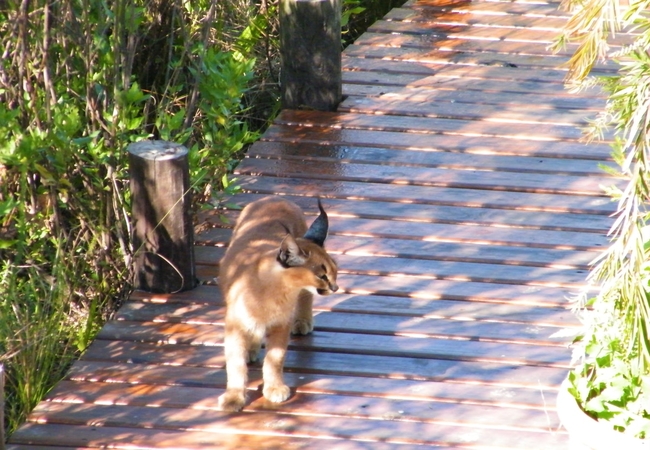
[262,323,292,403]
[292,289,314,335]
[218,325,249,412]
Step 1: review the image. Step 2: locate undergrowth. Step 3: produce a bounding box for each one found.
[0,0,397,440]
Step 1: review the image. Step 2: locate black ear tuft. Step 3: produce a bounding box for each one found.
[278,234,307,267]
[303,199,329,247]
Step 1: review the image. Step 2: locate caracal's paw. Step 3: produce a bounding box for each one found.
[218,389,246,412]
[291,318,313,335]
[263,384,291,403]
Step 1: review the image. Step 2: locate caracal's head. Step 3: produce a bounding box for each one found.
[277,199,339,295]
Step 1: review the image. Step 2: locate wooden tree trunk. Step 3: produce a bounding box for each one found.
[280,0,342,111]
[128,140,196,293]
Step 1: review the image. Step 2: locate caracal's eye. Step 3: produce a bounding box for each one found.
[319,274,329,282]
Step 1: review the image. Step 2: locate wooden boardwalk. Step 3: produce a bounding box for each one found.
[9,0,623,448]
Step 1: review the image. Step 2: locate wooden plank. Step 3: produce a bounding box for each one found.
[75,344,570,388]
[235,157,613,196]
[127,285,579,326]
[365,19,634,49]
[343,78,597,102]
[39,381,560,431]
[274,109,590,141]
[195,234,598,271]
[339,95,596,124]
[116,301,579,342]
[24,402,568,449]
[346,44,571,72]
[131,270,579,307]
[342,56,580,86]
[262,123,612,159]
[356,31,576,58]
[367,20,565,42]
[334,272,580,307]
[10,423,396,450]
[193,236,590,286]
[385,7,570,29]
[93,320,569,366]
[341,75,604,100]
[248,141,614,178]
[232,175,615,215]
[341,85,604,113]
[49,373,553,410]
[202,213,606,251]
[204,191,612,233]
[402,0,570,17]
[341,88,603,116]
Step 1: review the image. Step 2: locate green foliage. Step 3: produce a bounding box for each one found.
[0,0,277,438]
[555,0,650,439]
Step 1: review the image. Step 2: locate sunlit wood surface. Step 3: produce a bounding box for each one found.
[9,0,623,448]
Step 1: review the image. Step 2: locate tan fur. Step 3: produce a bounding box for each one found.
[217,197,338,411]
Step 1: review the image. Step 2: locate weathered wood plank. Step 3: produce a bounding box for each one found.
[274,110,590,141]
[75,343,570,388]
[39,381,560,431]
[248,141,614,179]
[235,157,613,196]
[66,359,567,399]
[402,0,569,17]
[355,31,576,58]
[195,234,597,271]
[203,191,612,233]
[233,175,615,215]
[24,402,568,448]
[341,75,604,100]
[10,423,399,450]
[127,286,579,326]
[342,56,579,86]
[201,213,607,251]
[93,320,569,366]
[116,302,578,343]
[194,232,592,286]
[385,7,571,29]
[365,19,634,49]
[195,235,597,279]
[341,87,603,115]
[339,94,596,124]
[338,272,579,306]
[262,123,612,159]
[49,373,552,409]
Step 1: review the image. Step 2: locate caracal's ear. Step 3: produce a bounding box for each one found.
[304,199,329,247]
[278,233,308,267]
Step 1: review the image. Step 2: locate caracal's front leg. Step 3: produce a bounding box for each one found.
[292,289,314,335]
[218,326,249,412]
[262,323,292,403]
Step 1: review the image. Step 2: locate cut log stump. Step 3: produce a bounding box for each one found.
[128,140,196,293]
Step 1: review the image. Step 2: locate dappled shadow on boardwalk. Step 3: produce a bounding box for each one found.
[8,0,619,448]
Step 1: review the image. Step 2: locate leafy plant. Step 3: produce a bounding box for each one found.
[554,0,650,439]
[0,0,277,437]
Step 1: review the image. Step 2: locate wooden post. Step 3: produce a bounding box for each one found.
[128,140,196,293]
[280,0,342,111]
